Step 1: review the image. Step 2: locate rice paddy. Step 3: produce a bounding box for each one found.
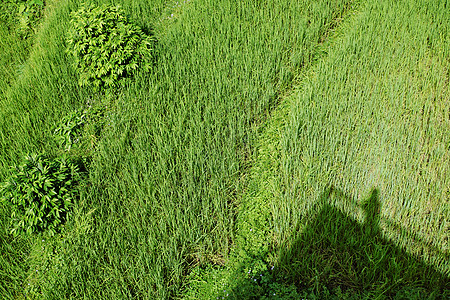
[0,0,448,299]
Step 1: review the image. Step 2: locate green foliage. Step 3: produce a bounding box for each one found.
[184,263,364,299]
[66,3,155,90]
[0,154,80,236]
[0,1,44,31]
[16,0,45,38]
[53,103,107,152]
[0,1,19,29]
[1,0,448,298]
[53,109,86,152]
[0,0,45,39]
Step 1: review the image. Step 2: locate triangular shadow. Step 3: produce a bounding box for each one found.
[271,187,450,298]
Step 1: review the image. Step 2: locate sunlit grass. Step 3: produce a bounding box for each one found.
[278,0,449,271]
[234,0,449,297]
[0,0,356,298]
[1,0,448,298]
[0,2,33,102]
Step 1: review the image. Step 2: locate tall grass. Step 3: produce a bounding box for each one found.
[0,1,57,296]
[0,1,34,102]
[262,0,449,294]
[0,0,356,298]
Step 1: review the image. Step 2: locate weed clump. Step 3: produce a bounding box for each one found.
[53,103,107,153]
[16,0,45,38]
[66,3,155,90]
[0,154,81,236]
[0,0,46,38]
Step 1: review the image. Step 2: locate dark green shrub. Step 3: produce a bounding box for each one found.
[66,3,155,89]
[0,154,81,236]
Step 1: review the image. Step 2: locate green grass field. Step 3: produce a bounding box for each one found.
[0,0,448,299]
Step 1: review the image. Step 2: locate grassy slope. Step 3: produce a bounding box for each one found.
[0,1,49,297]
[227,0,449,298]
[279,0,449,274]
[0,4,32,102]
[0,0,355,298]
[1,0,448,298]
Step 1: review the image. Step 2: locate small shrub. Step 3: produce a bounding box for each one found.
[66,3,155,90]
[0,154,81,236]
[53,108,87,151]
[0,1,18,29]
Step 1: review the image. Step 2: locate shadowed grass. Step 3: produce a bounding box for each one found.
[274,188,449,298]
[185,0,449,298]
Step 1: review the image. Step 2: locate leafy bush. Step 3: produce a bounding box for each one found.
[0,154,81,236]
[53,109,87,151]
[66,3,155,89]
[0,1,19,29]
